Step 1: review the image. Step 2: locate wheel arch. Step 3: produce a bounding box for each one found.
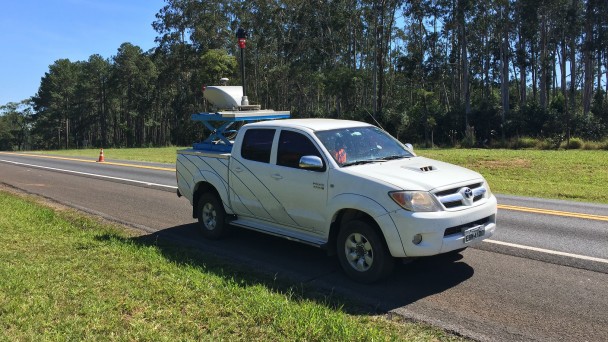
[192,182,221,219]
[327,208,403,257]
[324,193,406,257]
[327,209,372,253]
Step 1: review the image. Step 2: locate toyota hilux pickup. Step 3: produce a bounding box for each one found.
[177,113,497,283]
[176,86,497,283]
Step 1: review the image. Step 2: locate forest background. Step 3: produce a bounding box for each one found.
[1,0,608,151]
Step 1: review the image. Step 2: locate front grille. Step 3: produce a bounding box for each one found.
[444,216,491,237]
[435,183,482,197]
[434,182,486,209]
[443,200,462,209]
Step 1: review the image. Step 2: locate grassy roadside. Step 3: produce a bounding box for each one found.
[419,149,608,203]
[31,147,185,164]
[28,147,608,204]
[418,149,608,204]
[0,189,463,341]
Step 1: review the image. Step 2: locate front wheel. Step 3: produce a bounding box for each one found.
[196,193,228,239]
[337,220,394,283]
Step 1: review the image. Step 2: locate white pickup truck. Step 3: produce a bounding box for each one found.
[177,114,497,282]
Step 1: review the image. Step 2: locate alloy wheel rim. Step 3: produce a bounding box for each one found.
[344,232,374,272]
[202,203,216,230]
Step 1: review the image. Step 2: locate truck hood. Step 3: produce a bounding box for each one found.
[347,156,484,191]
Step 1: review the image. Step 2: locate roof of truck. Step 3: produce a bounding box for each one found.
[245,118,372,132]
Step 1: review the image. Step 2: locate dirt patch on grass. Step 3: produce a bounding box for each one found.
[474,158,532,169]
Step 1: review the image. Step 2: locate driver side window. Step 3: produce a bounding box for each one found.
[277,130,325,171]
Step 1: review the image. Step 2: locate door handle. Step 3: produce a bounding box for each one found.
[271,173,283,180]
[234,167,243,173]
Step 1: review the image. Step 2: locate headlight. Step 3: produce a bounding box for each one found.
[389,191,442,212]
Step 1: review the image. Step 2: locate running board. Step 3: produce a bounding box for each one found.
[229,218,327,248]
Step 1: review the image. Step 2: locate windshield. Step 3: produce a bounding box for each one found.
[315,126,414,167]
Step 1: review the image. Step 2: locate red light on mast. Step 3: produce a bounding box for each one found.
[236,28,247,49]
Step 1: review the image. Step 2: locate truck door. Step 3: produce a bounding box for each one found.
[270,129,329,231]
[229,128,281,223]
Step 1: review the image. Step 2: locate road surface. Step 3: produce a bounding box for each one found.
[1,152,607,341]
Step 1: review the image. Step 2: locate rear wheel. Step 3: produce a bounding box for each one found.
[196,192,228,239]
[337,220,394,283]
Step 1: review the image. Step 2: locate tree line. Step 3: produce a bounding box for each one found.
[1,0,608,151]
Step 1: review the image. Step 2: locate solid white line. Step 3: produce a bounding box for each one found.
[484,239,608,264]
[0,159,177,190]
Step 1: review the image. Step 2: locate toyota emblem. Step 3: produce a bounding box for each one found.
[459,187,474,206]
[463,187,473,199]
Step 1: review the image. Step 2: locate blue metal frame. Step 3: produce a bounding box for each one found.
[191,112,290,152]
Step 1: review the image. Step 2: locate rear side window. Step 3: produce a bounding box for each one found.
[241,129,275,163]
[277,130,324,170]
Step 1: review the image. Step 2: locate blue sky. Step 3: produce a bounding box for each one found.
[0,0,165,106]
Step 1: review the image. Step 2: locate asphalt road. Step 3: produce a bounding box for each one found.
[1,152,607,342]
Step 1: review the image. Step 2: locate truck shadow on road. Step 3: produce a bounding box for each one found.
[111,222,475,314]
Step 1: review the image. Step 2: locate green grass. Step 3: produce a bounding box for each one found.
[417,149,608,204]
[0,190,463,341]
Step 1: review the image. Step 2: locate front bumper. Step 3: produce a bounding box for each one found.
[387,196,497,257]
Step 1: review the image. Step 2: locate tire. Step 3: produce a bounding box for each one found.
[337,220,394,283]
[196,192,228,239]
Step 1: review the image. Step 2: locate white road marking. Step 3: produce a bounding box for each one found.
[484,239,608,264]
[0,159,178,190]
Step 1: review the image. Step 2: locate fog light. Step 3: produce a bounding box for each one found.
[412,234,423,245]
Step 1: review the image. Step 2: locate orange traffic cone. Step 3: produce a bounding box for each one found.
[97,148,105,162]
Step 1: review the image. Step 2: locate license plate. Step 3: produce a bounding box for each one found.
[463,225,485,243]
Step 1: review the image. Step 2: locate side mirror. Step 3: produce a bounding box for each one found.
[299,156,324,170]
[404,143,414,152]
